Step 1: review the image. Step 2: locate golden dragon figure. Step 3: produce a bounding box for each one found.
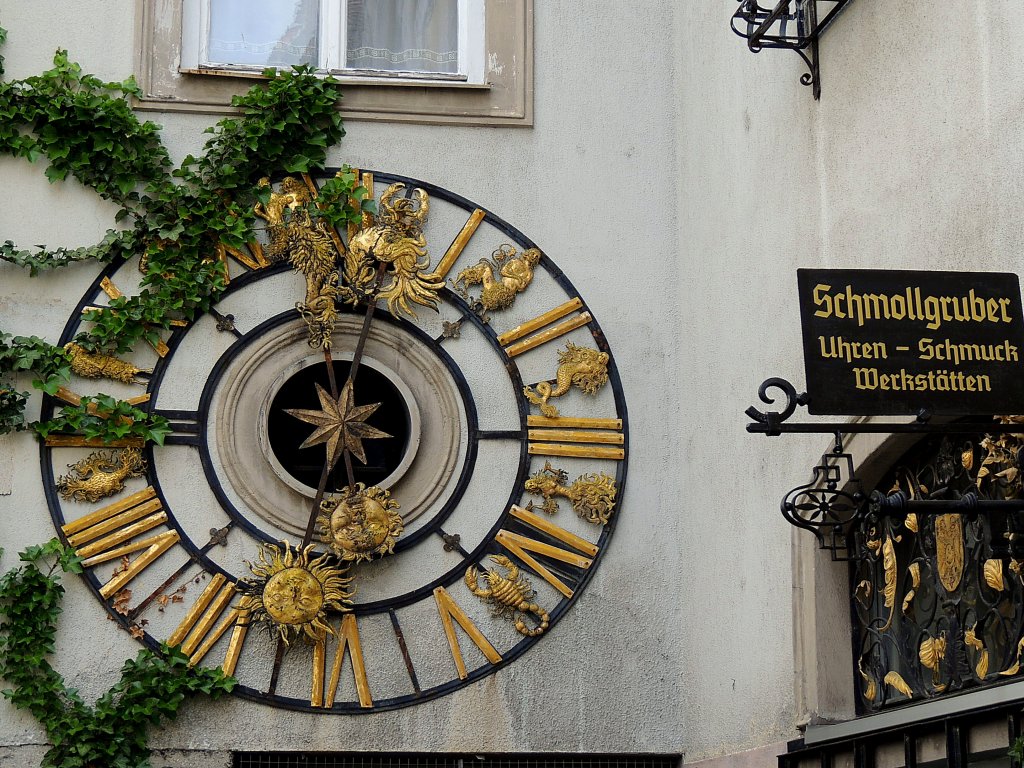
[453,244,541,311]
[56,448,147,502]
[465,555,549,637]
[524,461,618,525]
[523,342,610,418]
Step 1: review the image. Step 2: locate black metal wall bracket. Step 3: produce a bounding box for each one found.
[730,0,854,100]
[746,377,1024,557]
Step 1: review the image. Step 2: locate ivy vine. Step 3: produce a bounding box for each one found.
[0,540,236,768]
[0,24,370,437]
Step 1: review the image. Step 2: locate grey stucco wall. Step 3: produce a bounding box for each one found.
[0,0,688,763]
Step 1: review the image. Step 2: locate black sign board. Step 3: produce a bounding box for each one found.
[797,269,1024,416]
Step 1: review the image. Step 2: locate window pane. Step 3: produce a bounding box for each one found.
[346,0,458,74]
[207,0,319,67]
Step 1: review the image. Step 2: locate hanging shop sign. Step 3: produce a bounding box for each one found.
[797,268,1024,415]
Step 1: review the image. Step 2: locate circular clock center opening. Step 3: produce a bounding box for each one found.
[266,361,412,493]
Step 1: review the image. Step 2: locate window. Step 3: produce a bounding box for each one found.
[136,0,532,126]
[181,0,485,84]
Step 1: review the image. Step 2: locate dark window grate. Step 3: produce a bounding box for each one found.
[234,754,681,768]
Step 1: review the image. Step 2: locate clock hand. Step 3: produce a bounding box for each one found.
[298,261,389,548]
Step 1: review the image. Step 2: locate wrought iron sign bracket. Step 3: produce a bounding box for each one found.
[747,377,1024,559]
[730,0,854,100]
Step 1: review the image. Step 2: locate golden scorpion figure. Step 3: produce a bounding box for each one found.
[465,555,549,637]
[56,448,147,502]
[524,461,617,525]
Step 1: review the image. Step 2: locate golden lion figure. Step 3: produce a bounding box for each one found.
[453,244,541,311]
[345,183,445,318]
[254,176,341,349]
[523,342,610,418]
[524,461,617,525]
[56,448,147,502]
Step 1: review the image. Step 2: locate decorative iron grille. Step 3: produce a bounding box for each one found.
[234,755,681,768]
[852,429,1024,713]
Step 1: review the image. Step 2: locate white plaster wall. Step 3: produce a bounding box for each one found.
[0,0,686,762]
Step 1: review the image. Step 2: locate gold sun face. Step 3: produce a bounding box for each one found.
[243,541,353,645]
[318,484,403,562]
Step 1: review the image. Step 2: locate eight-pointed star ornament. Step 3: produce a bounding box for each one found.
[284,381,391,470]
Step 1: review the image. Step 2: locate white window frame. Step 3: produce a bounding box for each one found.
[180,0,486,85]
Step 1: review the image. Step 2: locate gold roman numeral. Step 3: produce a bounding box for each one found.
[497,297,592,357]
[221,597,252,677]
[495,505,598,599]
[426,208,486,281]
[433,586,502,680]
[61,487,180,599]
[322,613,372,709]
[82,277,179,356]
[166,573,240,666]
[527,414,625,460]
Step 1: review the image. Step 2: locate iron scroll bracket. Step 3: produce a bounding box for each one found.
[747,376,1024,557]
[730,0,854,99]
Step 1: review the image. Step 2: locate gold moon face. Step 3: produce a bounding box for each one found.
[318,484,403,562]
[262,567,324,626]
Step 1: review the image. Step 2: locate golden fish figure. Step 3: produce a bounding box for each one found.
[55,448,147,502]
[64,343,151,384]
[524,461,617,525]
[465,555,549,637]
[523,342,610,418]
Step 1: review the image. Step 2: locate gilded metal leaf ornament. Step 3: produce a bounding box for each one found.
[935,514,965,593]
[919,635,946,672]
[904,513,918,533]
[855,579,872,609]
[984,559,1005,592]
[858,657,878,703]
[977,650,990,679]
[902,562,921,614]
[1001,635,1024,676]
[880,536,897,631]
[285,381,390,469]
[465,555,549,637]
[884,671,913,698]
[961,447,974,471]
[965,625,989,679]
[55,447,147,502]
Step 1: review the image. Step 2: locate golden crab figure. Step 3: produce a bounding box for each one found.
[344,182,445,319]
[523,342,610,418]
[523,461,617,525]
[241,541,353,646]
[318,484,404,563]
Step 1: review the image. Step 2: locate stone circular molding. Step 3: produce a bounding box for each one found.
[208,314,466,538]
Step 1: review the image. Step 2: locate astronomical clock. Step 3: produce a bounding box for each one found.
[43,169,628,712]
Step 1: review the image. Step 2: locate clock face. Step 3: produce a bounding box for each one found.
[42,169,628,713]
